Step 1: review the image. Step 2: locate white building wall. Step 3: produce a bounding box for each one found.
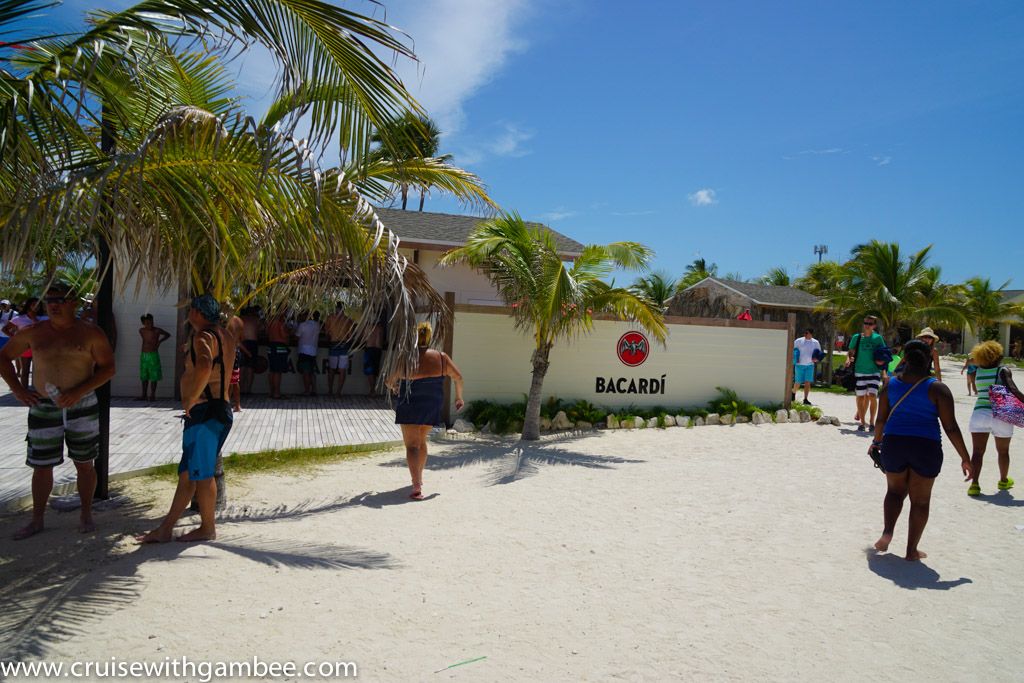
[401,248,501,306]
[109,272,180,398]
[451,311,789,409]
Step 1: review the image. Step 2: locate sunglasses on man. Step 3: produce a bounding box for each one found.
[862,320,875,326]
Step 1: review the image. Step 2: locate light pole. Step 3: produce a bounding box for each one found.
[814,244,828,263]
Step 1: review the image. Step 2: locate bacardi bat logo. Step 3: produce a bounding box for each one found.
[617,331,650,367]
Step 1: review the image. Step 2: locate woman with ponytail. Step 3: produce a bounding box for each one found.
[386,322,465,500]
[871,340,972,561]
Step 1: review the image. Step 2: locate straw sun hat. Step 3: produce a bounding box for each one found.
[917,327,940,341]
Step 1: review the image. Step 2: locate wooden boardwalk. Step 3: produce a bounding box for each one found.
[0,390,401,508]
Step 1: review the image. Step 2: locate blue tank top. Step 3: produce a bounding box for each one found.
[883,376,940,441]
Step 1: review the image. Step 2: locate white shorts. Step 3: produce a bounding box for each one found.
[328,353,350,370]
[855,373,881,397]
[969,409,1014,438]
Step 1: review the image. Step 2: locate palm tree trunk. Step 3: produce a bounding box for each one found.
[419,189,425,211]
[401,184,408,210]
[522,342,552,441]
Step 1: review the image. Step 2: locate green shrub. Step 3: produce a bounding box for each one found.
[707,387,760,418]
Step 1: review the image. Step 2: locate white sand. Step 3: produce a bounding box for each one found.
[1,372,1022,681]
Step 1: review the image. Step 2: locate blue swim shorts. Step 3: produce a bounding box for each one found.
[179,401,233,481]
[794,364,815,384]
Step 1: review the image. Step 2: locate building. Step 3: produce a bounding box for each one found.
[109,210,584,397]
[961,289,1024,356]
[672,276,831,336]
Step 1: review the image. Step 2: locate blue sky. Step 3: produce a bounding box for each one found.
[38,1,1024,286]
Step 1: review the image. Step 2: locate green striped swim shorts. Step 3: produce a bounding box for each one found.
[26,392,100,468]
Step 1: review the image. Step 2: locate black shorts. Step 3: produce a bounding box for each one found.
[268,345,290,373]
[297,353,317,374]
[881,434,943,478]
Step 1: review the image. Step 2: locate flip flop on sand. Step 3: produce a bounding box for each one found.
[967,483,981,496]
[409,489,424,501]
[998,477,1015,491]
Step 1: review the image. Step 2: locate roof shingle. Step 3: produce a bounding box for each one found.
[375,208,585,255]
[691,277,822,309]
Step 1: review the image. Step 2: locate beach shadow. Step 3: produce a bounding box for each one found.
[381,436,644,487]
[968,491,1024,507]
[0,491,397,661]
[215,488,439,525]
[864,548,972,590]
[838,427,873,437]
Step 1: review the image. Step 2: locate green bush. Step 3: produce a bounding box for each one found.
[707,387,760,418]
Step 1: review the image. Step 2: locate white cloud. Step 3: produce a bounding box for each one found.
[688,189,717,207]
[454,121,534,165]
[799,147,845,155]
[539,208,577,222]
[872,155,892,166]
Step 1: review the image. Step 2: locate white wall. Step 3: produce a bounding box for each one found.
[402,248,501,306]
[110,272,180,398]
[451,312,790,410]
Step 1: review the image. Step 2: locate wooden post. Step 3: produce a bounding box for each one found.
[784,312,796,409]
[442,291,455,427]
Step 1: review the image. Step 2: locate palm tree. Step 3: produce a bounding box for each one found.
[369,112,453,210]
[819,241,965,343]
[962,277,1023,340]
[722,271,745,283]
[441,213,667,440]
[796,260,845,297]
[0,0,494,380]
[630,271,679,313]
[678,258,718,289]
[760,267,791,286]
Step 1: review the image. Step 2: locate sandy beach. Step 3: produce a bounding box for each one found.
[1,371,1022,681]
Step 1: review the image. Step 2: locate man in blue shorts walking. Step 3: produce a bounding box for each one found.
[793,328,822,405]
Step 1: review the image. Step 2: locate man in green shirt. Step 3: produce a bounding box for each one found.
[845,315,886,431]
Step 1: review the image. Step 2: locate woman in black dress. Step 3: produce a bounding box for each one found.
[387,322,465,499]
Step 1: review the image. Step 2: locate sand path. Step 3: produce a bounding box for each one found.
[1,371,1021,681]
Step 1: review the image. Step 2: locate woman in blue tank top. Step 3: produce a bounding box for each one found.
[870,340,972,561]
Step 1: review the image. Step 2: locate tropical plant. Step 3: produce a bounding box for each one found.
[760,267,791,286]
[962,277,1023,338]
[722,271,745,282]
[678,257,718,289]
[369,112,453,210]
[816,241,965,343]
[440,213,668,440]
[630,270,679,313]
[0,0,494,379]
[795,260,845,296]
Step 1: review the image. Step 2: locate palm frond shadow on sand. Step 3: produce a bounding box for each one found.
[215,486,436,525]
[382,435,646,486]
[0,497,397,661]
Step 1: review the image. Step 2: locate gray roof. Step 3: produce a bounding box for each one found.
[375,208,585,255]
[1002,289,1024,302]
[688,277,822,309]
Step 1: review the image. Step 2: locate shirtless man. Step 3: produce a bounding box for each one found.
[239,306,262,395]
[138,314,171,401]
[324,302,354,397]
[266,312,292,399]
[0,283,115,540]
[137,295,236,543]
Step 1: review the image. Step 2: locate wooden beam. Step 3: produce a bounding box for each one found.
[450,304,790,330]
[784,312,797,409]
[442,291,456,427]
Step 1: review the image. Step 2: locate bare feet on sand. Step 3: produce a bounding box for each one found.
[874,533,893,552]
[79,519,96,534]
[176,528,216,543]
[13,522,43,541]
[135,529,173,544]
[905,549,927,562]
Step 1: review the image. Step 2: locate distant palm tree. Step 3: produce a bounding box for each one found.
[679,258,718,289]
[370,113,453,210]
[441,213,667,440]
[760,267,791,286]
[796,261,845,297]
[630,271,679,312]
[722,271,745,283]
[962,277,1023,340]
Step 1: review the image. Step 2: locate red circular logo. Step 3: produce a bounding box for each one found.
[617,331,650,367]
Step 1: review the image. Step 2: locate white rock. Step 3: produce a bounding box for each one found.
[452,418,475,433]
[817,416,831,425]
[736,415,749,424]
[720,414,735,426]
[663,415,676,427]
[751,412,767,425]
[706,413,721,426]
[633,417,645,429]
[552,411,573,430]
[788,409,800,422]
[830,416,841,426]
[645,417,657,429]
[675,415,690,428]
[576,420,593,430]
[446,428,458,435]
[775,409,789,423]
[606,414,620,429]
[693,417,705,427]
[798,410,811,423]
